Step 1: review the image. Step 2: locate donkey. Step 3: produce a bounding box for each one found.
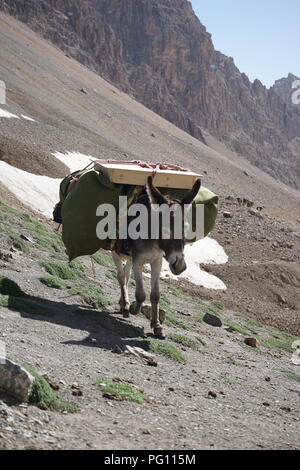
[112,175,201,339]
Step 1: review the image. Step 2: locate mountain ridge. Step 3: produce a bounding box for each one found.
[0,0,300,189]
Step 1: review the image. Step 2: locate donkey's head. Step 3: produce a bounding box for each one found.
[146,176,201,275]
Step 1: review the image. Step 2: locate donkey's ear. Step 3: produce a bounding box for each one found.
[181,178,201,206]
[146,176,168,205]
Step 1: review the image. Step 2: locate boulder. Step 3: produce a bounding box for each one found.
[0,358,35,402]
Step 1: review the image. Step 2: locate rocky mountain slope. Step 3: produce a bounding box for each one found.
[0,11,299,450]
[1,0,300,189]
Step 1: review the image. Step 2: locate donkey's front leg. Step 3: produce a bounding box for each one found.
[130,257,146,315]
[112,251,132,318]
[150,257,165,339]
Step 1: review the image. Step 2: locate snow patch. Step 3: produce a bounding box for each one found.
[21,114,36,122]
[52,151,96,173]
[0,161,60,218]
[0,108,19,119]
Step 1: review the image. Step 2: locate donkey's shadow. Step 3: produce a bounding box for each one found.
[3,290,149,352]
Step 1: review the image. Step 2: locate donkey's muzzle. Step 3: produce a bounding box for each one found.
[169,256,187,276]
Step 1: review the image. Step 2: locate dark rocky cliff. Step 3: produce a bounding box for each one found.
[1,0,299,188]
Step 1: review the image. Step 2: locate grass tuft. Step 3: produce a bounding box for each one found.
[91,251,114,267]
[71,284,108,309]
[168,333,198,350]
[148,338,187,364]
[97,380,147,403]
[39,276,67,289]
[25,366,78,413]
[41,260,85,280]
[281,369,300,382]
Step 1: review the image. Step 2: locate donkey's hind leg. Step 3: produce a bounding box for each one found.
[150,257,165,339]
[130,257,146,315]
[112,251,131,318]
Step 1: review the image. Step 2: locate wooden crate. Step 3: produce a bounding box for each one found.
[95,162,201,189]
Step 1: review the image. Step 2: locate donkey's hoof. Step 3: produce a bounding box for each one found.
[122,309,130,318]
[153,326,165,340]
[129,301,140,316]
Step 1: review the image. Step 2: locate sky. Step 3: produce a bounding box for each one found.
[190,0,300,88]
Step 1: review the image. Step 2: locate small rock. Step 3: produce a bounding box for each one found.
[244,337,260,348]
[178,311,192,317]
[168,387,175,392]
[280,406,291,413]
[103,392,123,401]
[71,383,83,396]
[223,211,232,218]
[265,377,271,382]
[20,234,34,243]
[142,429,151,435]
[80,87,87,94]
[42,375,59,391]
[277,294,287,305]
[208,391,217,399]
[105,112,112,118]
[87,337,98,344]
[0,250,13,262]
[151,133,156,137]
[263,402,270,407]
[146,359,158,367]
[249,209,263,218]
[112,345,123,354]
[203,313,222,327]
[125,345,155,361]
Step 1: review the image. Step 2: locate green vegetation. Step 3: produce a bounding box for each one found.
[211,300,225,310]
[168,333,198,350]
[39,275,67,289]
[259,330,299,353]
[105,270,118,282]
[41,260,86,280]
[91,251,114,267]
[167,285,182,298]
[0,276,26,297]
[11,234,31,254]
[71,284,108,309]
[97,380,148,403]
[226,195,235,201]
[226,358,247,367]
[147,338,187,364]
[25,366,77,413]
[196,336,207,347]
[281,369,300,382]
[223,319,255,337]
[204,306,220,317]
[0,201,63,254]
[26,220,63,254]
